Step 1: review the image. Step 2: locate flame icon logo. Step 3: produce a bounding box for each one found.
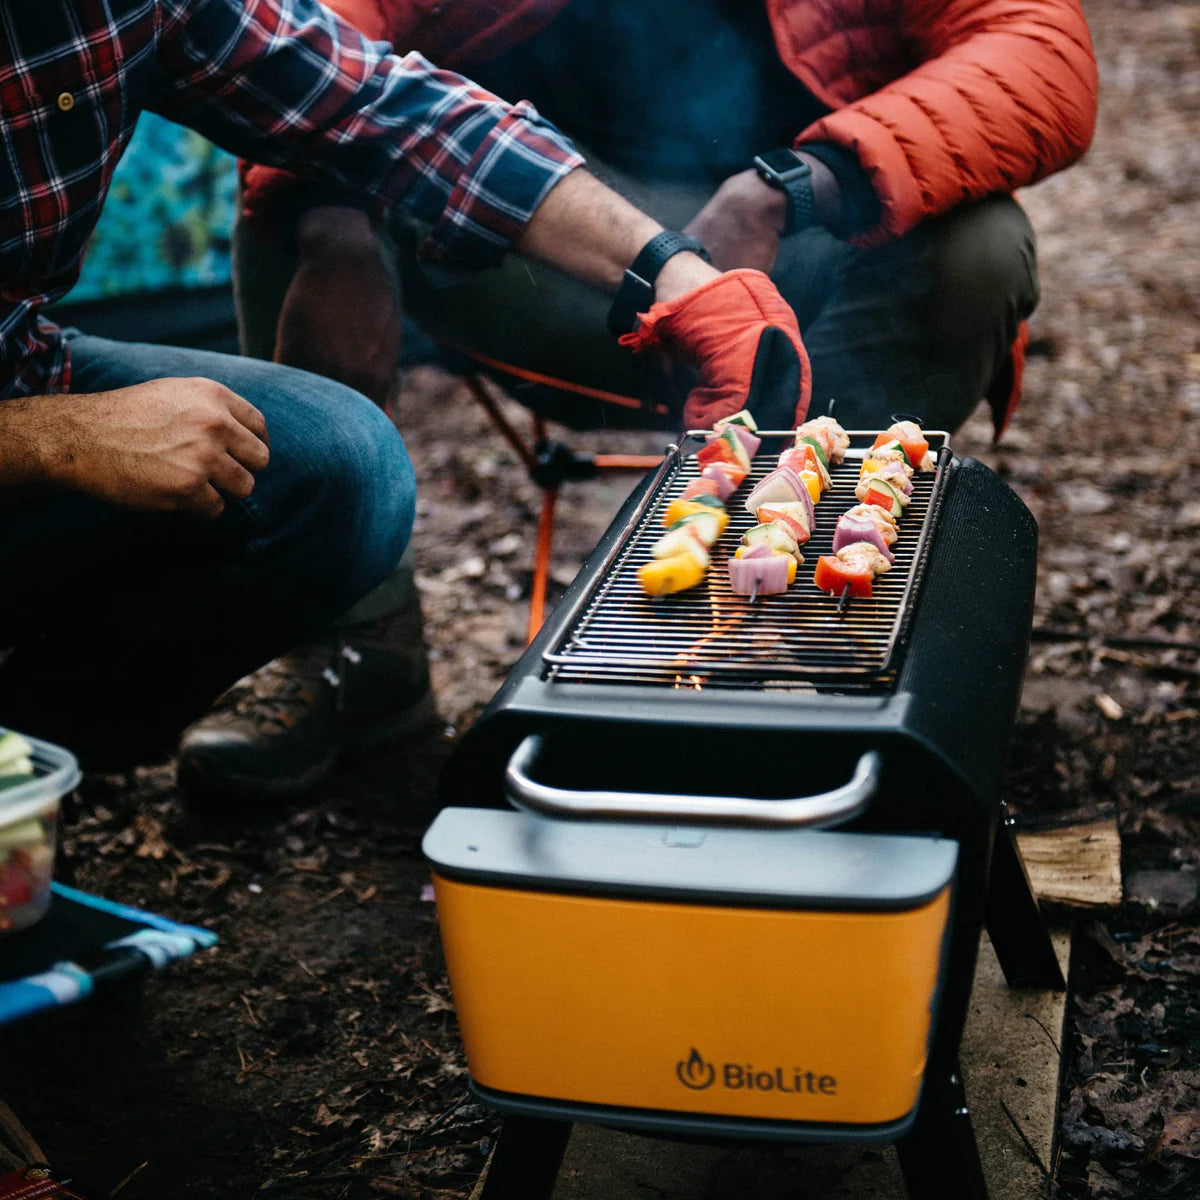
[675,1047,716,1090]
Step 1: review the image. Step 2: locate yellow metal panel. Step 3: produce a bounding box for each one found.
[433,876,951,1126]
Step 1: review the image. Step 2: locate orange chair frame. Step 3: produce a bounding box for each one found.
[456,354,667,643]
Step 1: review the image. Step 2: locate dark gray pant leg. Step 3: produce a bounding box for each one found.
[231,205,294,361]
[230,202,415,628]
[784,195,1039,431]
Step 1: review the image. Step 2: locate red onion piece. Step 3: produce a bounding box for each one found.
[743,466,813,524]
[833,518,895,563]
[701,465,738,500]
[727,553,791,595]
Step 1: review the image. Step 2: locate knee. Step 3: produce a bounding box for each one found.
[243,369,416,613]
[927,196,1040,346]
[314,396,416,601]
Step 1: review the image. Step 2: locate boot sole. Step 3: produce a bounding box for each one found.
[176,745,343,805]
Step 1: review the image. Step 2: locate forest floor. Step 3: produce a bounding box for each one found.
[2,0,1198,1196]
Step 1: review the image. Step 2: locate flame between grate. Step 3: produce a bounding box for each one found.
[542,431,952,691]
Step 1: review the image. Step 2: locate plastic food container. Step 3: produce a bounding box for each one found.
[0,730,80,936]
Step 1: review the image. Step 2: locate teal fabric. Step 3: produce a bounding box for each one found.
[71,113,237,303]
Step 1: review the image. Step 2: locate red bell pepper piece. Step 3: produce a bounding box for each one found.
[755,504,810,543]
[873,432,929,471]
[863,482,902,516]
[814,555,874,599]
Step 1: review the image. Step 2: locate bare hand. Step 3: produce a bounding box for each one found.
[45,378,270,517]
[684,170,787,274]
[275,207,400,409]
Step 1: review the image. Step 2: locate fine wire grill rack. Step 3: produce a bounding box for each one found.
[541,430,952,690]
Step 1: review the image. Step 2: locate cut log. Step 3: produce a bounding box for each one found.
[1016,820,1122,910]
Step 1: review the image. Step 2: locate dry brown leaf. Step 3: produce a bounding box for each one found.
[1156,1111,1200,1161]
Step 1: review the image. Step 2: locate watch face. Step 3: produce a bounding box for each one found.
[756,147,809,183]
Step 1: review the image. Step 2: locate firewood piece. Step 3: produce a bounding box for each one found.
[1016,820,1122,910]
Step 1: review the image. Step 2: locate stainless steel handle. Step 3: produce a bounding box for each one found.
[504,735,880,829]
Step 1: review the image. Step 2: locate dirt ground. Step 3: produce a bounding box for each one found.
[1,0,1198,1196]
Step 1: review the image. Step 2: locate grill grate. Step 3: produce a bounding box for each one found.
[543,431,951,691]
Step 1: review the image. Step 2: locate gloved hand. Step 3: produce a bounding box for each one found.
[618,269,810,430]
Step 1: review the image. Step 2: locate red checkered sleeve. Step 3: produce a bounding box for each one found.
[153,0,584,268]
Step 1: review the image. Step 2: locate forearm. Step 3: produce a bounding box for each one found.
[516,168,718,302]
[683,150,848,274]
[0,395,61,490]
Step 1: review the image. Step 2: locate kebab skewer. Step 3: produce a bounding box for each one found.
[813,419,931,602]
[726,414,849,598]
[638,411,757,596]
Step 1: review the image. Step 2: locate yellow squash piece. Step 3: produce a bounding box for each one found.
[639,553,707,596]
[663,498,729,533]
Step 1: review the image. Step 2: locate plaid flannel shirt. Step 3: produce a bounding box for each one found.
[0,0,583,399]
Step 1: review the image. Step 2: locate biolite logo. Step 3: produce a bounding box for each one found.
[673,1048,838,1097]
[675,1047,716,1090]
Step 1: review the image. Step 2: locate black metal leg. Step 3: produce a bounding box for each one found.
[984,810,1066,990]
[897,1059,989,1200]
[478,1114,572,1200]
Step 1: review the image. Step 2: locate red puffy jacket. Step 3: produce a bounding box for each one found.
[242,0,1097,249]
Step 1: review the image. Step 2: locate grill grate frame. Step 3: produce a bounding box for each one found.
[542,431,952,691]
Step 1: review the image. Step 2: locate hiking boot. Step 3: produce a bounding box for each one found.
[176,564,436,803]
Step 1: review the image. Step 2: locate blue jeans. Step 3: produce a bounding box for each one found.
[0,334,415,764]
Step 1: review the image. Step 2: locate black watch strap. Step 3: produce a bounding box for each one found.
[780,171,814,237]
[753,148,815,236]
[607,231,711,337]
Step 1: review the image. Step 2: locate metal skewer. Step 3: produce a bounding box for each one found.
[837,582,852,615]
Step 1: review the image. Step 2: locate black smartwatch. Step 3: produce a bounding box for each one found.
[607,231,711,337]
[753,147,814,236]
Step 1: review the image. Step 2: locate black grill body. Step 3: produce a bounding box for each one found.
[443,455,1035,825]
[438,450,1062,1200]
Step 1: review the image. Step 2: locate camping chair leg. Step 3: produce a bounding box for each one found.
[527,485,559,643]
[463,374,536,473]
[593,454,663,472]
[462,372,659,642]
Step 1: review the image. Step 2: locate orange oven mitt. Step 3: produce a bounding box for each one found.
[619,269,811,431]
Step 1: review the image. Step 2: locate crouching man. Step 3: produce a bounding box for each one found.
[0,0,808,778]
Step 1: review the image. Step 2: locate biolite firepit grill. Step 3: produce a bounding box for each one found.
[425,431,1065,1200]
